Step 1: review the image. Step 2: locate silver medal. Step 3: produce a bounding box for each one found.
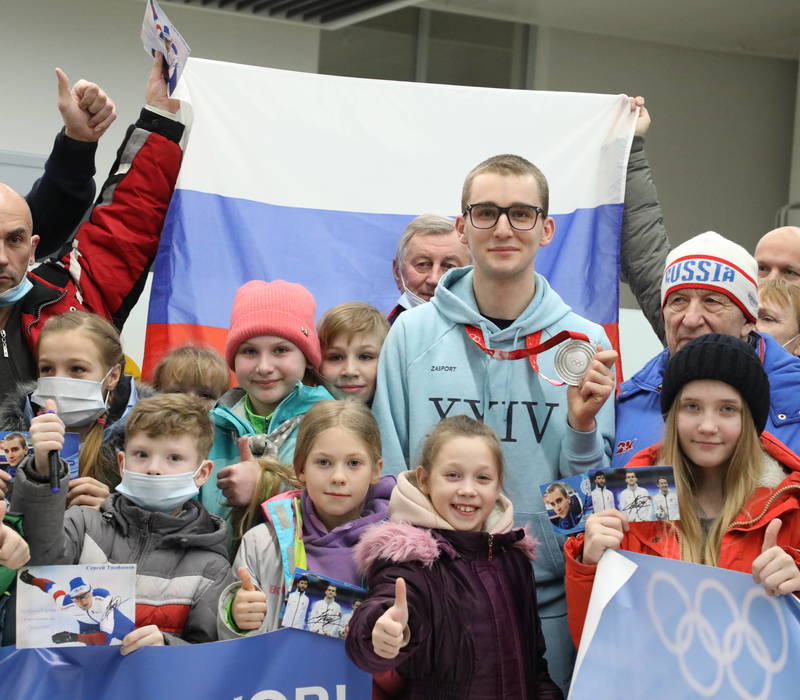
[554,340,594,385]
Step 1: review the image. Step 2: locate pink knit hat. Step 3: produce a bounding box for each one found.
[225,280,321,370]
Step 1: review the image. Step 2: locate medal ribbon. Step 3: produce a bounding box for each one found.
[464,325,591,386]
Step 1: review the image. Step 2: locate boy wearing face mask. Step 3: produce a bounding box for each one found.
[12,393,229,653]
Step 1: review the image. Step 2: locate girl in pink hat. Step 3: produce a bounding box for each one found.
[202,280,333,534]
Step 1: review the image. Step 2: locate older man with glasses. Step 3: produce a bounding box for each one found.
[372,153,617,692]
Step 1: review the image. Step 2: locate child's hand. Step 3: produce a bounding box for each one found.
[120,625,164,655]
[372,577,409,659]
[217,437,260,507]
[752,519,800,596]
[567,347,617,433]
[67,477,110,509]
[0,500,29,570]
[232,566,267,631]
[583,509,629,565]
[30,400,65,475]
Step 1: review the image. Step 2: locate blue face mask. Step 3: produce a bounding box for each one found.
[116,466,204,513]
[397,272,426,310]
[0,276,33,307]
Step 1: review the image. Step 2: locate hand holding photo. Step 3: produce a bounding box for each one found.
[279,568,366,640]
[16,563,136,649]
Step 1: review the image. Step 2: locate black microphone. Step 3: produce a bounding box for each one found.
[49,450,60,493]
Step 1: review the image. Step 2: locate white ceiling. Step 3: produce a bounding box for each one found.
[421,0,800,59]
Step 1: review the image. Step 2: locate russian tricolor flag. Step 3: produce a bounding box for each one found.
[143,58,636,376]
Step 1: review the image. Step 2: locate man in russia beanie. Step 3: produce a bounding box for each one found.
[613,230,800,467]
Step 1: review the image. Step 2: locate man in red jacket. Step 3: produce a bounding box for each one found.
[0,55,184,400]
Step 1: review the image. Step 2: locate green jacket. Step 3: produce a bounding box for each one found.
[0,511,24,595]
[201,382,333,519]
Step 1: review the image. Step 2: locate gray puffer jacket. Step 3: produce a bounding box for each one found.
[14,459,230,645]
[621,135,671,344]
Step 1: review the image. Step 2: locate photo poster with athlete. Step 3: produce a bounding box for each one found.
[540,472,594,535]
[16,563,136,649]
[540,465,679,535]
[0,431,80,480]
[591,465,680,524]
[279,568,366,640]
[141,0,191,95]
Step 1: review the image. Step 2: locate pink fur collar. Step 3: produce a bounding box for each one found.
[354,520,538,574]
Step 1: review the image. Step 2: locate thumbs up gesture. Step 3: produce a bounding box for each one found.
[30,399,65,476]
[217,436,261,507]
[55,68,116,142]
[372,577,410,659]
[0,500,30,570]
[752,519,800,596]
[232,566,267,631]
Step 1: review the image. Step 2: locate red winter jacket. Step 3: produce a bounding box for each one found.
[564,432,800,648]
[19,108,183,355]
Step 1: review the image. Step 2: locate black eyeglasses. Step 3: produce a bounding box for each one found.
[463,203,544,230]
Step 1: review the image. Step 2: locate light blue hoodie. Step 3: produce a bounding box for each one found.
[372,267,614,615]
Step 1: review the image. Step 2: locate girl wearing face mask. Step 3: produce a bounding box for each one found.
[0,311,144,508]
[565,334,800,647]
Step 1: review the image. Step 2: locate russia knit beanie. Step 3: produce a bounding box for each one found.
[661,231,759,322]
[225,280,321,370]
[660,333,770,433]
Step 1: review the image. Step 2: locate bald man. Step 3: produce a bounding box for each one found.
[620,101,800,343]
[0,57,184,399]
[755,227,800,284]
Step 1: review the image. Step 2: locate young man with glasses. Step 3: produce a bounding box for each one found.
[372,154,616,692]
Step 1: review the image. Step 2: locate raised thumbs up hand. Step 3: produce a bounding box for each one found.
[0,500,30,570]
[752,519,800,596]
[217,436,261,507]
[232,566,267,631]
[55,68,116,142]
[371,577,410,659]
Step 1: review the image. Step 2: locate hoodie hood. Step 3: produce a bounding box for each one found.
[389,469,514,534]
[104,493,229,558]
[298,474,394,585]
[431,266,573,336]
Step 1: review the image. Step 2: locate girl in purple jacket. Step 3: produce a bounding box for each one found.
[346,415,563,700]
[217,400,393,639]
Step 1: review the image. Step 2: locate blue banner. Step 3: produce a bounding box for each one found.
[570,550,800,700]
[0,628,370,699]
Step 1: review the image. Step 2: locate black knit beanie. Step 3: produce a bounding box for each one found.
[660,333,770,433]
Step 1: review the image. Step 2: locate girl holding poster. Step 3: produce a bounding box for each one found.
[216,400,393,638]
[565,334,800,646]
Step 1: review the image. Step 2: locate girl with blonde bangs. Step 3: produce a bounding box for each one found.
[217,400,394,640]
[661,398,761,567]
[564,334,800,649]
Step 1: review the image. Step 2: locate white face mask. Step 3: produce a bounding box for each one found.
[116,465,204,513]
[31,367,115,428]
[397,271,427,310]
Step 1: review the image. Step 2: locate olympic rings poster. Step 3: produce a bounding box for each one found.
[569,550,800,700]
